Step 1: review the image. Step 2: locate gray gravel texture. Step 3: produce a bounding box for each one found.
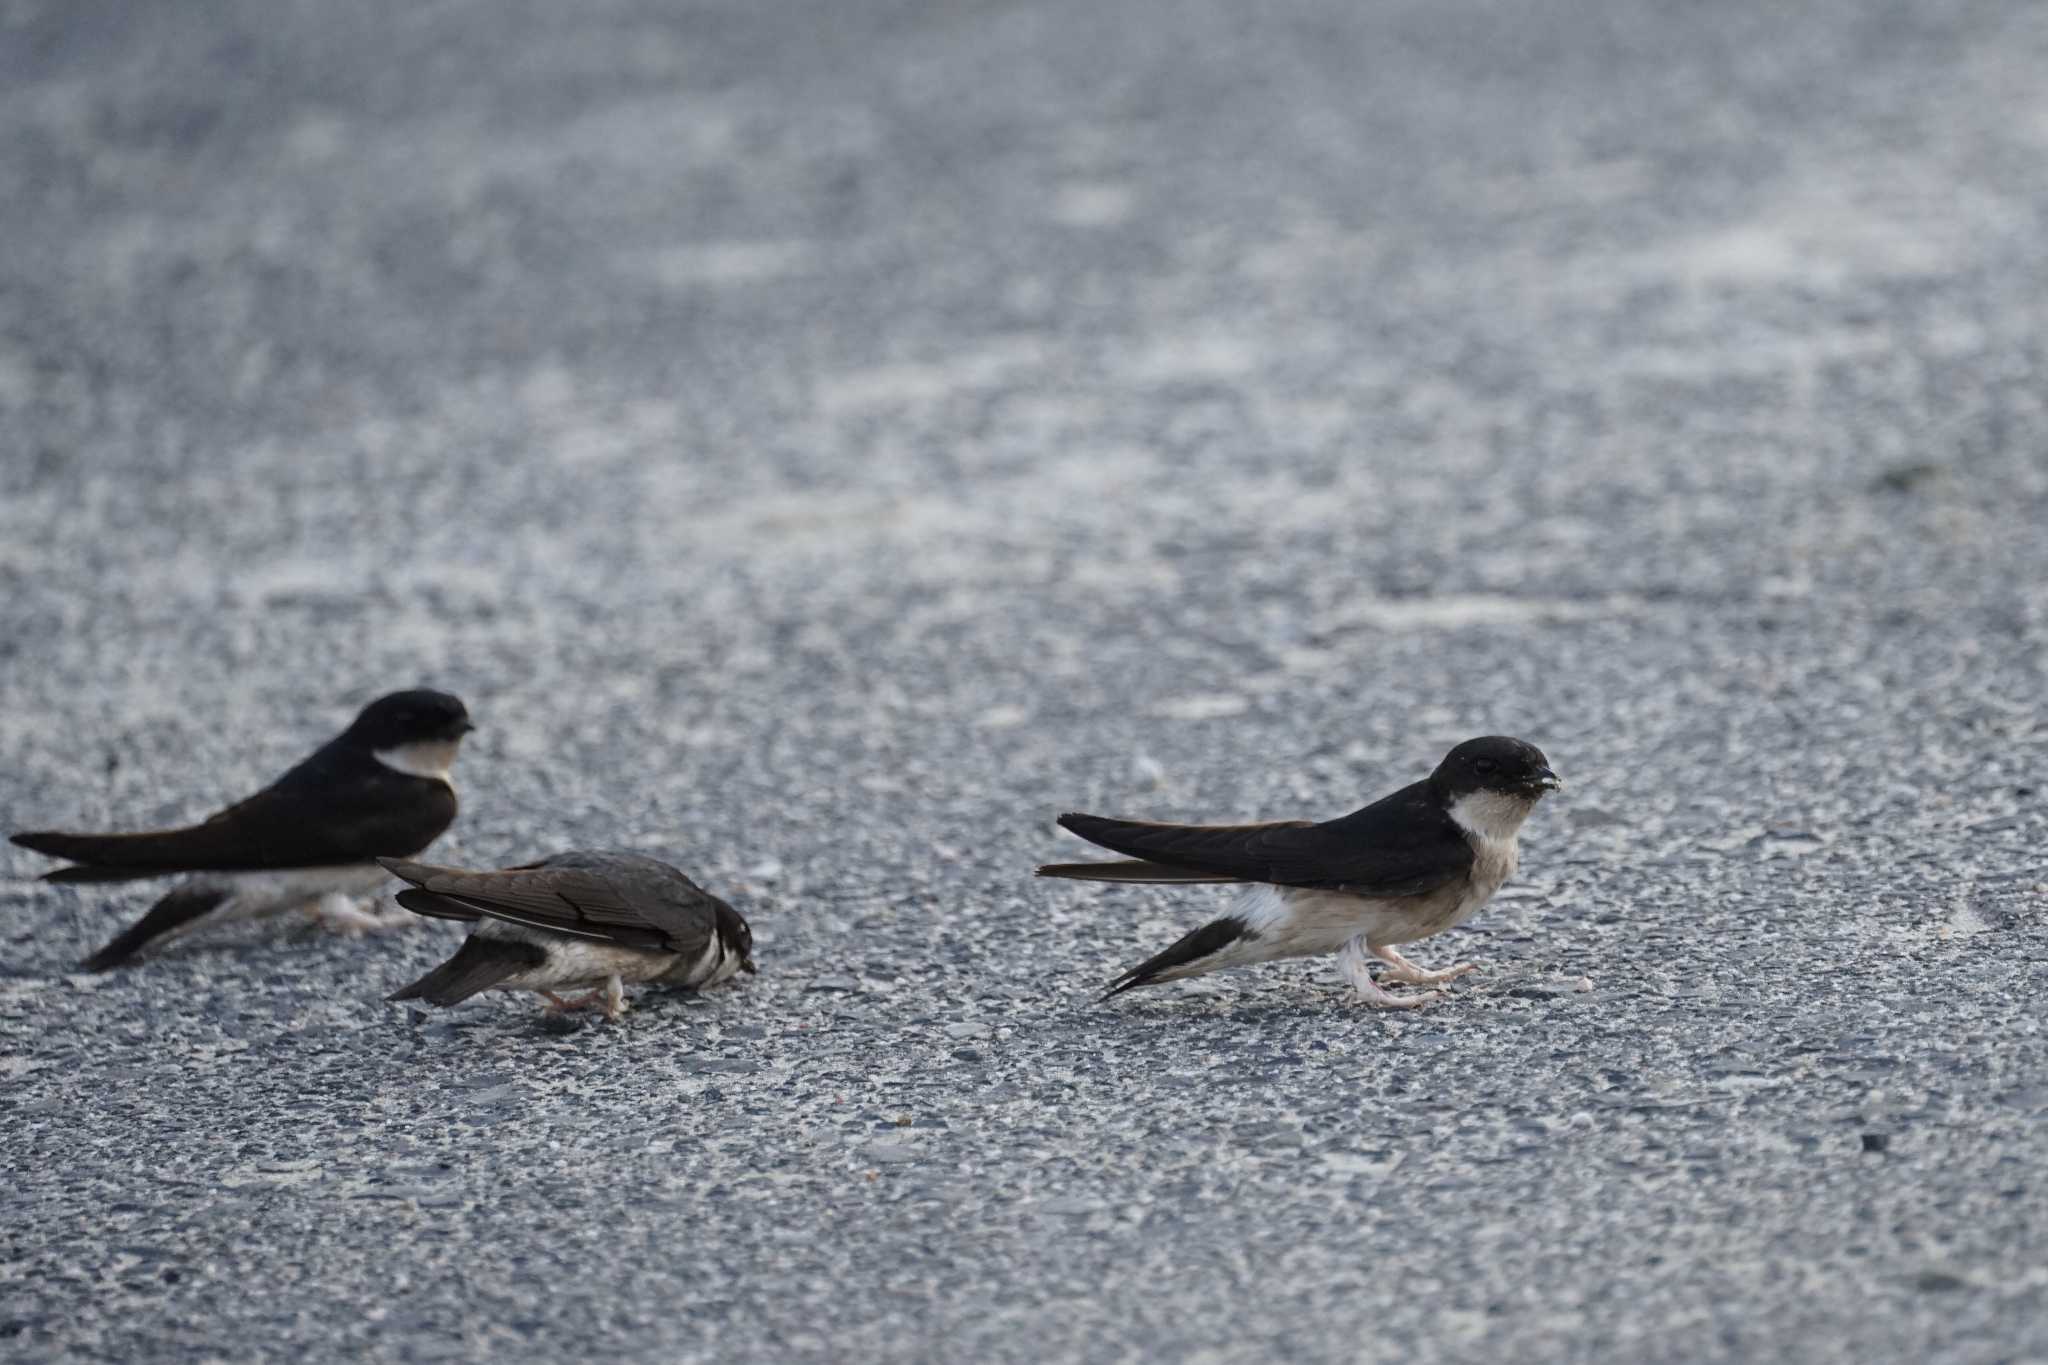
[4,1,2048,1361]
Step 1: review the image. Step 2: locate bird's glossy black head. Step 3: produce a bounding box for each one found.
[1430,736,1560,801]
[716,902,757,975]
[343,690,475,748]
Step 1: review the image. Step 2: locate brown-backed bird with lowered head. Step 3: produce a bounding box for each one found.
[383,849,755,1021]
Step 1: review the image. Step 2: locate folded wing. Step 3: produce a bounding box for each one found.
[1051,783,1472,897]
[381,850,725,957]
[13,750,455,880]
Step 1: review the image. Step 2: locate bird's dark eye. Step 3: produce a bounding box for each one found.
[1473,757,1499,775]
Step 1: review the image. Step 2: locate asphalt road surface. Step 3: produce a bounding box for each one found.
[4,1,2047,1361]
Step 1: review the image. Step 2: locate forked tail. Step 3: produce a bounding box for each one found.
[387,935,545,1007]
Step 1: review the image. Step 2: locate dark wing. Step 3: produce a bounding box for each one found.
[1036,859,1245,884]
[380,851,725,956]
[1054,781,1473,897]
[12,745,456,879]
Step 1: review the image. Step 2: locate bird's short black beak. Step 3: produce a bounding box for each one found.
[1533,766,1563,792]
[742,958,758,975]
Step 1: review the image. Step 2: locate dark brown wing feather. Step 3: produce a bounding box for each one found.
[380,852,724,956]
[392,888,490,924]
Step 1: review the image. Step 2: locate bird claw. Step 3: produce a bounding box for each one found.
[307,894,406,937]
[1336,938,1446,1009]
[1358,983,1443,1009]
[1373,947,1477,988]
[540,977,630,1022]
[1381,961,1477,987]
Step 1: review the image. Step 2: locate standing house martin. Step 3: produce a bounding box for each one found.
[11,690,472,971]
[382,849,755,1021]
[1038,736,1561,1007]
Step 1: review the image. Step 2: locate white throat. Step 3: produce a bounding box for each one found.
[373,739,461,781]
[1448,789,1535,844]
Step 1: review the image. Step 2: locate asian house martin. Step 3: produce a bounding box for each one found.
[1038,736,1560,1008]
[11,689,471,970]
[383,849,755,1021]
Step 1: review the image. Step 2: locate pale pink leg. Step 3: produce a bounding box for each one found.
[309,893,405,936]
[539,977,629,1021]
[1372,945,1476,987]
[1336,937,1441,1009]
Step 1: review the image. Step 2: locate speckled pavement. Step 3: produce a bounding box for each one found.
[3,2,2046,1361]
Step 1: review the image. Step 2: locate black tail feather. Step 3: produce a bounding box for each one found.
[13,830,184,884]
[1037,859,1242,884]
[42,863,187,885]
[1104,916,1254,998]
[12,829,106,861]
[388,935,546,1008]
[80,885,233,972]
[14,828,193,873]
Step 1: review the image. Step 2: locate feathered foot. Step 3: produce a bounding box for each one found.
[1336,937,1441,1009]
[539,976,630,1022]
[307,893,406,936]
[1372,946,1476,988]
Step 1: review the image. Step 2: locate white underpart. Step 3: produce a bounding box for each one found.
[170,864,396,941]
[472,918,670,991]
[1235,882,1395,957]
[372,739,462,781]
[470,918,743,992]
[1154,789,1542,995]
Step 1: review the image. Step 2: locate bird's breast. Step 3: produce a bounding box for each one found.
[1451,833,1519,925]
[656,932,742,989]
[1348,834,1520,946]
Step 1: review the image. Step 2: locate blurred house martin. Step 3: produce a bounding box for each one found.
[12,689,472,970]
[1038,736,1560,1007]
[383,849,755,1021]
